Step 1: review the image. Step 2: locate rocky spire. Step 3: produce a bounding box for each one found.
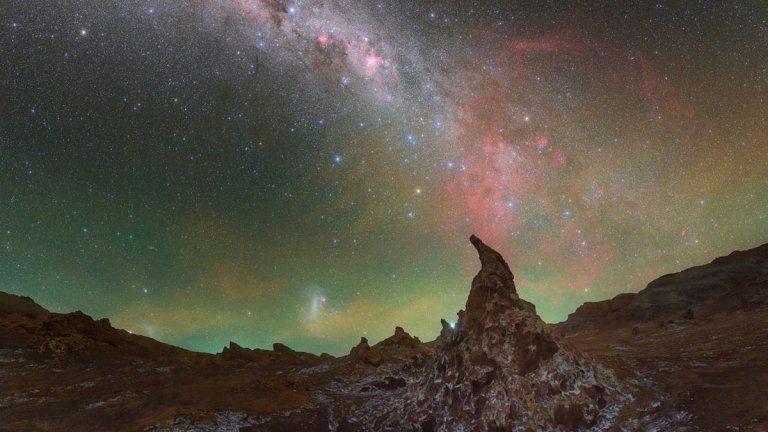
[453,235,559,373]
[465,234,520,328]
[469,234,517,296]
[401,235,620,431]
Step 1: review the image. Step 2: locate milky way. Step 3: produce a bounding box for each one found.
[2,0,767,354]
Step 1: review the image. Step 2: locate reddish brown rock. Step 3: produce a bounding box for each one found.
[557,292,636,334]
[398,235,624,431]
[272,342,294,353]
[3,238,767,431]
[220,341,263,362]
[628,244,768,320]
[219,341,323,367]
[0,291,49,317]
[556,242,768,335]
[349,337,383,366]
[372,326,435,370]
[373,326,426,351]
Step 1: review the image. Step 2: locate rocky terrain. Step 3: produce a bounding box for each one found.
[557,242,768,335]
[1,236,767,431]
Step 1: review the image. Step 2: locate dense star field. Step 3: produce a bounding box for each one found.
[1,1,767,355]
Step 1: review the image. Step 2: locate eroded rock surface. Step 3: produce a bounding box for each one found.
[4,236,767,431]
[219,341,323,367]
[395,235,626,431]
[349,337,383,366]
[558,242,768,334]
[557,293,637,335]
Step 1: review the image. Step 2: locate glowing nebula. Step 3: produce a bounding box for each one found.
[3,0,766,356]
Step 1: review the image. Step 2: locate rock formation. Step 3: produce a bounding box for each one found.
[629,243,768,320]
[4,237,768,431]
[0,292,198,361]
[219,341,325,366]
[349,336,383,366]
[372,326,434,363]
[375,326,420,348]
[394,235,625,431]
[0,291,49,317]
[557,293,636,335]
[559,242,768,334]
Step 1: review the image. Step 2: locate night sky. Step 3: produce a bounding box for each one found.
[2,1,767,355]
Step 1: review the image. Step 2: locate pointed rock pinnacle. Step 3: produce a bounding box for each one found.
[465,235,520,327]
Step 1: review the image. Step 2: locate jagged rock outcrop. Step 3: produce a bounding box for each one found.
[349,337,383,366]
[29,312,124,356]
[0,291,49,317]
[0,292,202,362]
[557,293,637,335]
[355,327,434,375]
[373,326,434,364]
[629,243,768,320]
[219,341,324,367]
[396,235,625,431]
[220,341,261,362]
[376,326,420,348]
[4,237,768,431]
[557,242,768,334]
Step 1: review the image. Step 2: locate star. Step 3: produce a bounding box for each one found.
[1,0,765,357]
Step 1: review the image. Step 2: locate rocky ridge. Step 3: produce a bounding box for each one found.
[558,242,768,334]
[220,341,330,367]
[3,236,767,431]
[0,291,202,363]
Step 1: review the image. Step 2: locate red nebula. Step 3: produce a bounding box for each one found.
[364,52,385,77]
[531,132,549,149]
